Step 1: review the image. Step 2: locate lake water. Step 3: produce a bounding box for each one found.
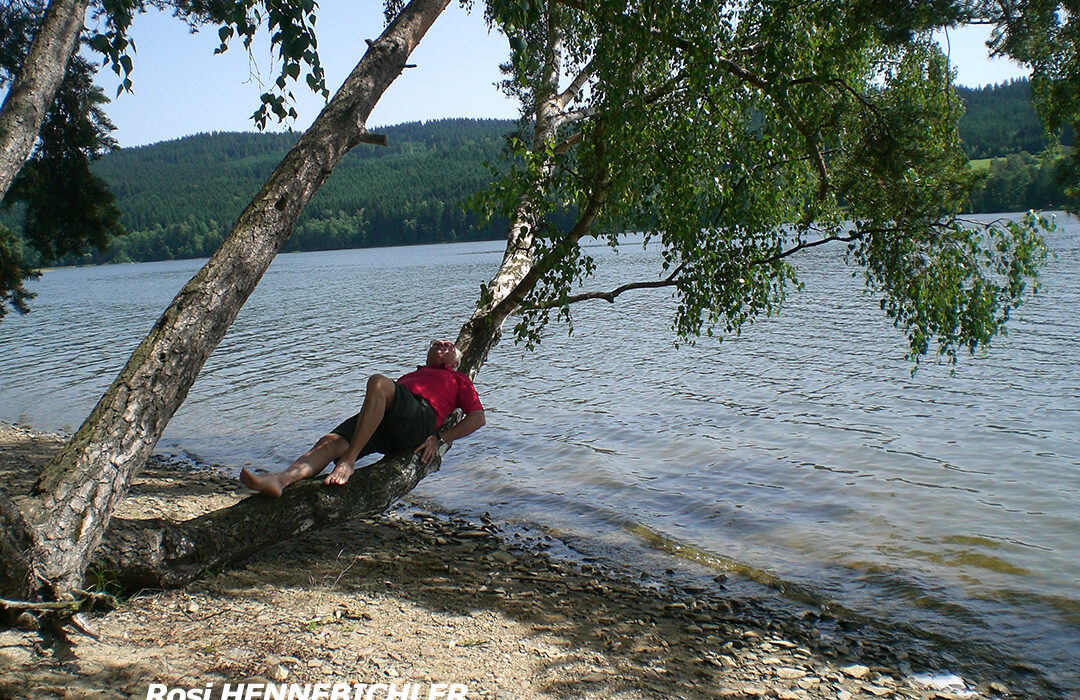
[2,213,1078,691]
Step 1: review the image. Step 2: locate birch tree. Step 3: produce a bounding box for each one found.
[455,0,1053,378]
[0,0,452,605]
[0,0,91,201]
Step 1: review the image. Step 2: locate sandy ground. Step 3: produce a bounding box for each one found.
[0,423,1049,699]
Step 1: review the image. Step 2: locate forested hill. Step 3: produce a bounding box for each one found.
[2,84,1072,267]
[955,78,1074,213]
[84,118,516,263]
[956,79,1048,159]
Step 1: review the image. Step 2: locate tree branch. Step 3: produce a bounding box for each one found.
[751,231,863,267]
[558,58,595,108]
[829,78,888,127]
[552,130,583,156]
[551,0,586,12]
[541,231,866,309]
[714,56,830,200]
[92,448,446,589]
[559,107,598,125]
[484,137,613,324]
[552,65,687,154]
[0,589,115,614]
[536,265,684,307]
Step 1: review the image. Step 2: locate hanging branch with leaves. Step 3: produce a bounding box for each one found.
[460,0,1050,372]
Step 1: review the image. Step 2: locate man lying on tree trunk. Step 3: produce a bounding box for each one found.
[240,339,485,498]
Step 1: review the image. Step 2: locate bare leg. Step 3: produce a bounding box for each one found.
[324,374,396,486]
[240,374,396,496]
[241,433,348,498]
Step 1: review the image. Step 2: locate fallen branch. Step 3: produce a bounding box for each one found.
[0,588,117,614]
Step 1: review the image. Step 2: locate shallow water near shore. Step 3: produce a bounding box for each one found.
[2,213,1078,692]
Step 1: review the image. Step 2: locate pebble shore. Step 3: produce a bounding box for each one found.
[0,423,1057,699]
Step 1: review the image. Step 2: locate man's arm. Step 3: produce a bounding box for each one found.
[415,410,486,464]
[441,409,486,445]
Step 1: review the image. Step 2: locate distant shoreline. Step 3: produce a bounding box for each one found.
[21,210,1077,279]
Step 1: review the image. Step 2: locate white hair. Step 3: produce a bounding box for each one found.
[430,339,462,369]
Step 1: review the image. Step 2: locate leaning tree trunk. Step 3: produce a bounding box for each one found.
[93,447,447,589]
[0,0,91,201]
[455,14,609,378]
[0,0,451,603]
[93,10,589,591]
[455,17,567,378]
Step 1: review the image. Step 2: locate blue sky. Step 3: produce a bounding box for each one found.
[89,3,517,148]
[85,5,1030,149]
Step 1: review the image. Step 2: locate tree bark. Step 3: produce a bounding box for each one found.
[93,450,444,589]
[0,0,451,603]
[456,15,566,378]
[0,488,35,600]
[0,0,91,201]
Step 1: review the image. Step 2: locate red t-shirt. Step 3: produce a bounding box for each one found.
[397,366,483,427]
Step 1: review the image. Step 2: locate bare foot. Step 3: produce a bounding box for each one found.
[323,461,354,486]
[240,468,284,498]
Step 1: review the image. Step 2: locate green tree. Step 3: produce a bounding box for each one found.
[455,0,1050,376]
[966,150,1074,212]
[956,79,1050,158]
[0,0,330,317]
[0,55,125,309]
[0,1,123,318]
[976,0,1079,204]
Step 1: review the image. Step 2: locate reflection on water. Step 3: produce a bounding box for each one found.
[2,213,1078,689]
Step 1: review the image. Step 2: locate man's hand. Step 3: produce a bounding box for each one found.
[415,435,441,465]
[414,409,485,465]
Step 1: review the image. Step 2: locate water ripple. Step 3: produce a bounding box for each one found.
[2,219,1079,688]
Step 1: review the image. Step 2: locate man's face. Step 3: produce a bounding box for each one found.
[427,339,458,368]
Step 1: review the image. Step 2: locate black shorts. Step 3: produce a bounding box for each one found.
[331,381,436,456]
